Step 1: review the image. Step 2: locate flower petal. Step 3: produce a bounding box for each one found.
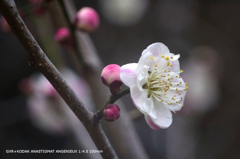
[144,115,161,130]
[136,51,153,73]
[152,100,172,129]
[120,63,138,87]
[130,85,148,114]
[142,98,157,119]
[169,54,180,73]
[142,43,170,57]
[137,65,149,91]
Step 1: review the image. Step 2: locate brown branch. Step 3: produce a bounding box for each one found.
[0,0,117,158]
[61,1,149,158]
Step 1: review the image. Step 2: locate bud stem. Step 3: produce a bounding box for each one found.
[94,87,130,121]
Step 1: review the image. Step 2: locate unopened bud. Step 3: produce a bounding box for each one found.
[103,104,120,122]
[101,64,123,94]
[54,27,72,45]
[74,7,99,32]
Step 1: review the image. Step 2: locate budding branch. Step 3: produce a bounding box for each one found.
[0,0,117,159]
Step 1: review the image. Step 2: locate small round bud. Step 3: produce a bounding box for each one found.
[54,27,72,45]
[103,104,120,122]
[101,64,123,94]
[74,7,99,32]
[0,16,11,34]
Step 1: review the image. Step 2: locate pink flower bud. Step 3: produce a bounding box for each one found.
[101,64,123,94]
[103,104,120,122]
[54,27,72,45]
[0,16,11,34]
[74,7,99,32]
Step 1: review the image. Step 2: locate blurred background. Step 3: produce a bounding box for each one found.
[0,0,240,159]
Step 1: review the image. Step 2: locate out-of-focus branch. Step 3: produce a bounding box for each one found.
[61,0,149,158]
[0,0,117,159]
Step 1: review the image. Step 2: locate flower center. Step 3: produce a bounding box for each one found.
[142,55,188,106]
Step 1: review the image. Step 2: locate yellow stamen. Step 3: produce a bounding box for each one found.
[180,70,184,73]
[150,56,154,60]
[155,63,157,67]
[165,56,169,60]
[161,54,165,58]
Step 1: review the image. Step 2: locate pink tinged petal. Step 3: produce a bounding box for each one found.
[120,63,138,87]
[130,85,148,114]
[143,98,157,119]
[152,101,172,129]
[142,43,170,57]
[169,59,180,73]
[144,115,161,130]
[137,65,149,91]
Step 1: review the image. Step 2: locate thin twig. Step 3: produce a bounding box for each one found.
[95,87,130,120]
[0,0,117,158]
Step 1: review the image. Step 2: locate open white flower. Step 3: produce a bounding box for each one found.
[120,43,188,129]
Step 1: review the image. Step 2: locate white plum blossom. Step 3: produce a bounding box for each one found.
[120,43,188,129]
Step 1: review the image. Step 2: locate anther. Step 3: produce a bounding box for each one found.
[165,56,169,60]
[150,56,154,60]
[161,54,165,58]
